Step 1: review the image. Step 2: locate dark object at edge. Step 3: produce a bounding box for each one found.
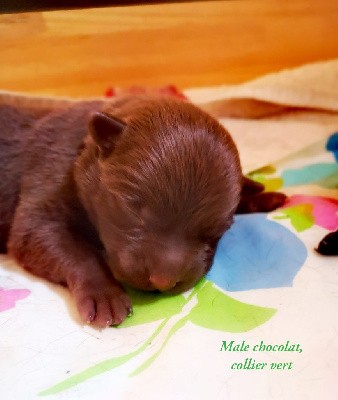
[316,229,338,256]
[1,0,208,14]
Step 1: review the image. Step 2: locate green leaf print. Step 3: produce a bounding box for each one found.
[39,279,276,396]
[188,280,276,332]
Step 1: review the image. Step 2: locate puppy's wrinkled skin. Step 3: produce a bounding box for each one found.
[0,95,285,327]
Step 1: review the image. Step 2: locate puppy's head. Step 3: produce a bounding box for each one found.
[76,96,241,293]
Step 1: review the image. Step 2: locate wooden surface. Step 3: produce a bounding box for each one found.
[0,0,338,97]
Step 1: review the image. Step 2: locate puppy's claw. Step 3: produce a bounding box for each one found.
[87,314,95,324]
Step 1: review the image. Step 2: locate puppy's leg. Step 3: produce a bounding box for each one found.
[8,202,132,327]
[236,177,287,214]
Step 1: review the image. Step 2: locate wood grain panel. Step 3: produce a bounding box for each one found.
[0,0,337,96]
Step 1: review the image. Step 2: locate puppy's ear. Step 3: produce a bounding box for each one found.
[89,112,126,156]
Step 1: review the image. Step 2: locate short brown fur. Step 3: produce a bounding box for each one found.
[0,95,285,327]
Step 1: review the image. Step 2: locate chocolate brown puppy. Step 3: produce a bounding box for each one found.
[0,95,285,327]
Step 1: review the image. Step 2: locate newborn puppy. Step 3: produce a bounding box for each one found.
[0,95,285,327]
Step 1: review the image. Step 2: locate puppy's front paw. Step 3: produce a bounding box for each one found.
[237,192,287,214]
[73,280,132,328]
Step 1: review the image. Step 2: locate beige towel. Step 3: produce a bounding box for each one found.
[1,59,338,173]
[185,59,338,172]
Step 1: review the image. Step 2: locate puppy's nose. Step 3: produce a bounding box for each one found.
[149,275,177,292]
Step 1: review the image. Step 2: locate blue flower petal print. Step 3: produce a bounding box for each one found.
[207,213,307,291]
[326,132,338,161]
